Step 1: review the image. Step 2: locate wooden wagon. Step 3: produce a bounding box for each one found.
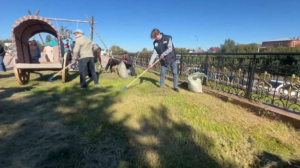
[11,15,69,85]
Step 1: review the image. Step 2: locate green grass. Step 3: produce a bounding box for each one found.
[0,68,300,168]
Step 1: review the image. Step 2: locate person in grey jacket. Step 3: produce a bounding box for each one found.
[72,29,99,89]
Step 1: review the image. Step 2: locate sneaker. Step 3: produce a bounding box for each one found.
[95,83,99,86]
[80,87,86,90]
[173,88,180,92]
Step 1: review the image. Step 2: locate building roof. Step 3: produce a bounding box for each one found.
[209,47,219,51]
[264,37,295,42]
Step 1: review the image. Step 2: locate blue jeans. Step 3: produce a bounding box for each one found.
[0,55,6,72]
[160,61,178,88]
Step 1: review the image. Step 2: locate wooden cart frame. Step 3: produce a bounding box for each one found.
[11,15,69,85]
[11,13,98,85]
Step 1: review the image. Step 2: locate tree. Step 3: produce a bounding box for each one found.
[220,39,236,53]
[45,35,52,43]
[141,48,150,53]
[110,45,127,54]
[175,47,187,53]
[0,38,12,45]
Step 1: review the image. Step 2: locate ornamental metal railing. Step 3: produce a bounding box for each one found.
[114,52,300,114]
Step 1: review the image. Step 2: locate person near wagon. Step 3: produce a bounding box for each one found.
[122,54,137,77]
[70,41,78,70]
[64,44,71,63]
[0,43,6,72]
[105,58,119,73]
[43,43,54,62]
[29,40,41,63]
[147,28,179,92]
[72,29,99,89]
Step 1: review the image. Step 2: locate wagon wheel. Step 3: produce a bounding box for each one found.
[14,67,30,85]
[62,53,69,83]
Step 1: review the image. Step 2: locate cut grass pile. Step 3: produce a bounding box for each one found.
[0,68,300,168]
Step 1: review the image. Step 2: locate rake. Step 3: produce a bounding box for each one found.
[123,59,160,92]
[49,63,74,82]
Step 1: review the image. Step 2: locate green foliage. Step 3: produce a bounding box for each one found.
[110,45,128,54]
[45,35,53,43]
[220,39,236,53]
[220,39,300,53]
[175,47,188,53]
[141,48,152,53]
[0,38,12,45]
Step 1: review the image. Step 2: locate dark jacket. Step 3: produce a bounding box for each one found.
[105,58,119,71]
[0,44,6,56]
[153,34,176,66]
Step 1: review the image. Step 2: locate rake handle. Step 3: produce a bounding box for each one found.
[126,59,160,88]
[51,63,74,79]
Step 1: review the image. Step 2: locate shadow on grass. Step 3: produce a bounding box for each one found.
[139,77,160,87]
[251,151,300,168]
[132,104,225,168]
[30,71,79,83]
[0,73,15,79]
[0,81,241,167]
[178,81,189,91]
[0,86,37,100]
[0,85,135,168]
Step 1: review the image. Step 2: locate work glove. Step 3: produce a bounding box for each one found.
[159,55,164,60]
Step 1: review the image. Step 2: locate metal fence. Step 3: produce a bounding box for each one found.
[114,53,300,113]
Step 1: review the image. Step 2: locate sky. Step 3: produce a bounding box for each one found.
[0,0,300,52]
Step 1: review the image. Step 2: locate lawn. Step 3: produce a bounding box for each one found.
[0,68,300,168]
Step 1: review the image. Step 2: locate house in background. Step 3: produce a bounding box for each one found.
[208,47,219,53]
[262,37,300,47]
[187,49,204,53]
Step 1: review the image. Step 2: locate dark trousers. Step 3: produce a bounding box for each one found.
[78,57,98,88]
[125,63,137,76]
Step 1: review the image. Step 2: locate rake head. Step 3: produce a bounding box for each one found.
[123,86,128,92]
[49,77,54,83]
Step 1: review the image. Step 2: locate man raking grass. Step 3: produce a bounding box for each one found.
[148,28,179,92]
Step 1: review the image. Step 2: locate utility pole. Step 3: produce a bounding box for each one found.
[192,35,198,52]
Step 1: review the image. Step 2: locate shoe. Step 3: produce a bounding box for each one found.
[95,84,99,86]
[80,87,86,90]
[173,88,180,92]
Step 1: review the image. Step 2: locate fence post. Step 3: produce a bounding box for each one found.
[180,53,183,75]
[246,55,257,99]
[203,54,209,85]
[204,54,209,76]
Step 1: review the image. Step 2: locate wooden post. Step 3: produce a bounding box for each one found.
[90,16,94,40]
